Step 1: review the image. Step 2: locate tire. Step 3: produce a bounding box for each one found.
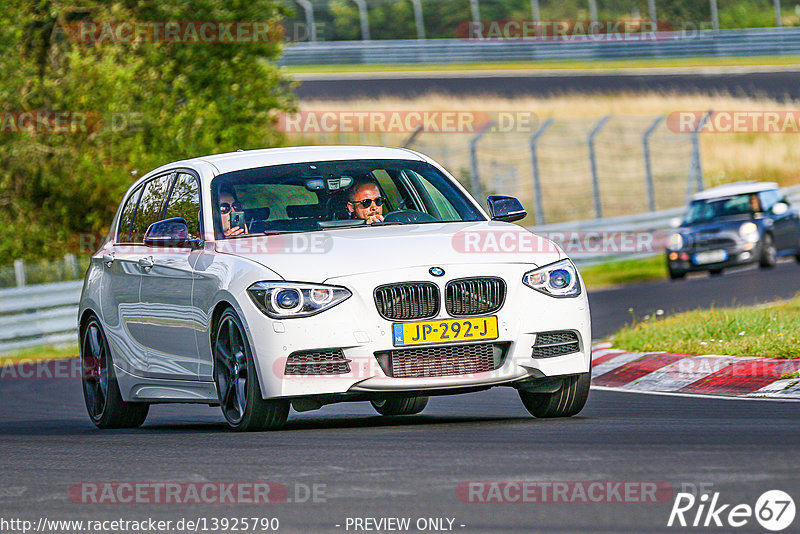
[80,316,149,429]
[759,234,777,269]
[370,396,428,416]
[668,268,686,280]
[518,372,590,418]
[213,308,289,431]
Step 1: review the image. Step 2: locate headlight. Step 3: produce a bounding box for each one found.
[523,259,581,298]
[667,233,684,251]
[739,222,759,242]
[247,282,351,318]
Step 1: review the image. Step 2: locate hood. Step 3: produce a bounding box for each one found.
[215,221,562,282]
[682,214,754,233]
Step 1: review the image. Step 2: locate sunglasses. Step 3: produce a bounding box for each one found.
[350,197,383,209]
[219,202,242,214]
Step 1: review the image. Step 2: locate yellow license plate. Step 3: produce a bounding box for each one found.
[392,316,499,346]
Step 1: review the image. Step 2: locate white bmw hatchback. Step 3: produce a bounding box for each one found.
[78,146,591,431]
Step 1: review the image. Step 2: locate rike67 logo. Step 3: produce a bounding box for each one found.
[668,490,795,531]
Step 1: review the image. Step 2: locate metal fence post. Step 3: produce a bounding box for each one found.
[774,0,782,27]
[648,0,656,23]
[353,0,371,40]
[530,0,540,21]
[469,121,493,199]
[588,0,598,22]
[588,115,611,220]
[691,111,712,195]
[65,253,79,279]
[14,259,26,287]
[470,0,481,36]
[529,118,554,225]
[710,0,719,31]
[411,0,426,39]
[295,0,317,41]
[403,125,424,148]
[643,115,665,212]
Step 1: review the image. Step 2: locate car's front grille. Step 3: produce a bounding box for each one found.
[531,331,580,358]
[374,342,509,378]
[374,282,439,320]
[691,237,737,250]
[445,277,506,316]
[285,349,350,375]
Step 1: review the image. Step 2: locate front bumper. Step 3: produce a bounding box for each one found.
[666,240,762,273]
[238,264,591,400]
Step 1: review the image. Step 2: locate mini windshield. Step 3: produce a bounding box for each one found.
[684,193,759,225]
[211,159,485,237]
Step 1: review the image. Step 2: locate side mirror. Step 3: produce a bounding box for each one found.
[487,195,527,222]
[144,218,199,249]
[771,202,789,216]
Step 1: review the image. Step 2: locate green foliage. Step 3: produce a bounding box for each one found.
[0,0,296,262]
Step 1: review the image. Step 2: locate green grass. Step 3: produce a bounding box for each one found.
[613,297,800,359]
[284,56,800,75]
[580,255,666,290]
[0,343,79,364]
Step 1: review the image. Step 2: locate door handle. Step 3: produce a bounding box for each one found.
[102,254,114,267]
[138,256,154,271]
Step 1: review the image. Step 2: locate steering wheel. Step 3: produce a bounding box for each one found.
[383,210,438,224]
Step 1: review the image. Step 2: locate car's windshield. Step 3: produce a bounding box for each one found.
[684,193,759,225]
[211,158,485,237]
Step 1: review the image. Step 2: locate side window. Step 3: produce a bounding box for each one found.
[164,173,201,239]
[129,173,175,243]
[117,185,143,242]
[371,169,401,211]
[416,174,461,221]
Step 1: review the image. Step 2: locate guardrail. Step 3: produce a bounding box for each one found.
[2,184,798,352]
[281,27,800,65]
[0,281,82,353]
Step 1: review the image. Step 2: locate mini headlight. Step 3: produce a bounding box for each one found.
[739,222,759,242]
[248,282,351,318]
[667,233,684,251]
[523,259,581,298]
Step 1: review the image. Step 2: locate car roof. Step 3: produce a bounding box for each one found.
[191,145,425,175]
[691,181,779,201]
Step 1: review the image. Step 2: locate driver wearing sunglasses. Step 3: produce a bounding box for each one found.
[219,184,248,237]
[347,179,384,225]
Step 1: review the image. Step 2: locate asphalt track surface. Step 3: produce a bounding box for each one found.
[1,262,799,533]
[295,69,800,100]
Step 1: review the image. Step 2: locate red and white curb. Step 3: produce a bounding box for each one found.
[591,342,800,399]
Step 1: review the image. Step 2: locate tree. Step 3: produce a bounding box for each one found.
[0,0,296,261]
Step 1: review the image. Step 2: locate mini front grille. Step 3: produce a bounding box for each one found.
[690,237,737,250]
[374,282,440,320]
[375,342,509,378]
[445,277,506,316]
[285,349,350,375]
[531,331,580,359]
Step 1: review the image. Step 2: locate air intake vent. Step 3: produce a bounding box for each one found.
[285,349,350,375]
[375,342,508,378]
[531,331,580,358]
[445,277,506,316]
[374,282,440,321]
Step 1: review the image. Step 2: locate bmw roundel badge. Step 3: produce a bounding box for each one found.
[429,267,445,277]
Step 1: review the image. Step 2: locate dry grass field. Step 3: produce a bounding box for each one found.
[287,93,800,222]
